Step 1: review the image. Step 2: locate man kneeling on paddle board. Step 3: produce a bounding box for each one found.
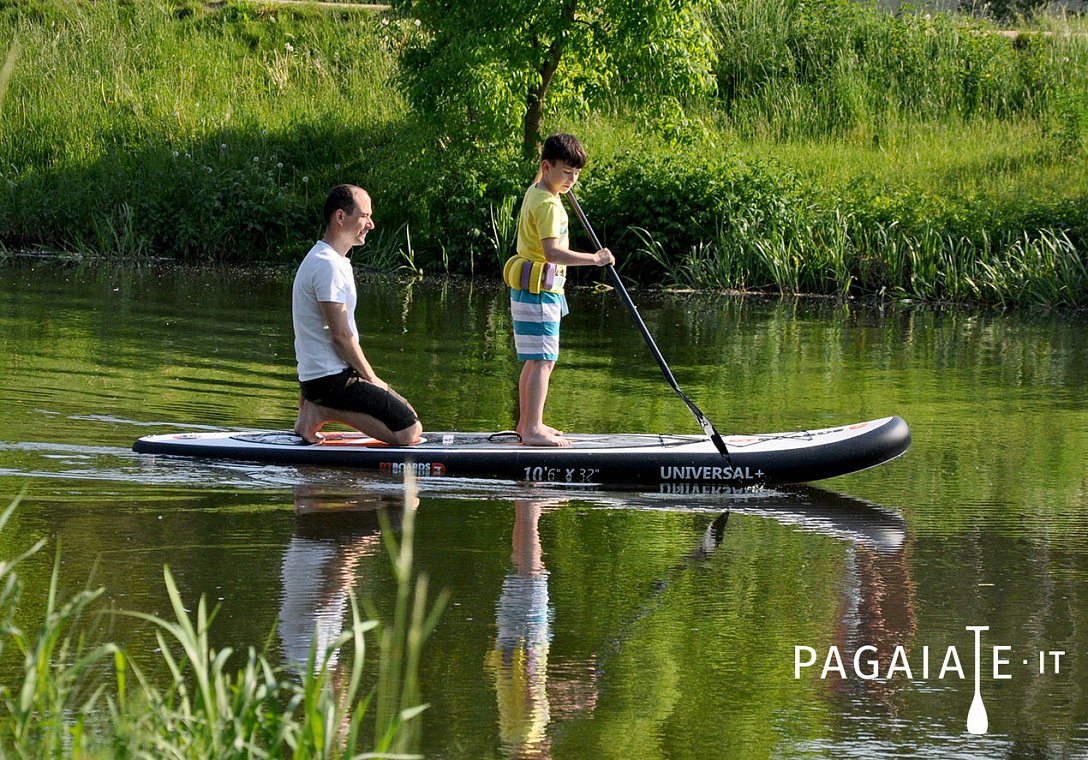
[291,184,422,446]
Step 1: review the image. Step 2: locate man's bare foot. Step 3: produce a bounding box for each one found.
[519,426,571,447]
[293,423,326,444]
[294,397,328,444]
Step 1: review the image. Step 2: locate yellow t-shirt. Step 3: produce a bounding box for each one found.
[514,186,568,290]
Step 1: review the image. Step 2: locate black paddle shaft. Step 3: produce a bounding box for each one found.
[564,190,731,465]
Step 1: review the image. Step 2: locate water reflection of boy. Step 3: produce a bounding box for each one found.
[485,501,555,757]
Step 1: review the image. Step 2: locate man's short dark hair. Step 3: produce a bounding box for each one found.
[541,133,587,169]
[323,184,362,225]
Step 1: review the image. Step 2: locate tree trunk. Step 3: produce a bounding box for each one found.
[521,1,578,160]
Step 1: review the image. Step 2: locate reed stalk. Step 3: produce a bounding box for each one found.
[0,479,444,758]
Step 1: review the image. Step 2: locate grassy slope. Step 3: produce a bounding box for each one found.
[1,0,1086,304]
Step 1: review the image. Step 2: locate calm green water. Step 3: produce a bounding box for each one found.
[1,260,1086,758]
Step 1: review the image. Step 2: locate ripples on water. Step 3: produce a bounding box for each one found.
[1,264,1086,758]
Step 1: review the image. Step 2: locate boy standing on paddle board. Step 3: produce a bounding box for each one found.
[291,184,422,446]
[503,134,614,447]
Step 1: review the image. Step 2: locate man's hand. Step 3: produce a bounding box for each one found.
[594,248,614,267]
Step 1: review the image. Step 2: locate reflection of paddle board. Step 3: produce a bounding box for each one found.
[133,415,910,487]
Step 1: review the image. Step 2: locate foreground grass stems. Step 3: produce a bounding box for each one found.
[0,493,118,757]
[0,474,446,758]
[373,471,449,756]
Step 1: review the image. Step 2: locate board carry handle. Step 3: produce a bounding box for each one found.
[565,189,732,465]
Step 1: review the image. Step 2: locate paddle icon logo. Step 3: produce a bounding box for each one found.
[965,626,988,734]
[794,625,1067,734]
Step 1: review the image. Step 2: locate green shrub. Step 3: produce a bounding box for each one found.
[1046,90,1088,156]
[363,130,530,275]
[582,153,806,277]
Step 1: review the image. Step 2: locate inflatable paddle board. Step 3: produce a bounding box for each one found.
[133,415,910,487]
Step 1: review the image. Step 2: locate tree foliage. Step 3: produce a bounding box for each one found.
[389,0,718,156]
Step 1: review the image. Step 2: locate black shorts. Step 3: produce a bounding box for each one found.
[299,368,419,433]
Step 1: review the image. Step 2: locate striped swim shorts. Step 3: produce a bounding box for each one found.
[510,288,570,361]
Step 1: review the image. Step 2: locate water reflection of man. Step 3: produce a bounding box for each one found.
[485,500,556,758]
[278,486,405,674]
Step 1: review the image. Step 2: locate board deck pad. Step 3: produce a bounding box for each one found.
[135,416,911,487]
[231,431,706,449]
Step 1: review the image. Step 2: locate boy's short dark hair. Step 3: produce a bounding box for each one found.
[323,184,361,225]
[541,133,587,169]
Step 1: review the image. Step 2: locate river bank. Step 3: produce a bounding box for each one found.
[0,0,1086,306]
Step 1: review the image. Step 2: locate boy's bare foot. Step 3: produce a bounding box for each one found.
[517,424,564,438]
[519,426,571,447]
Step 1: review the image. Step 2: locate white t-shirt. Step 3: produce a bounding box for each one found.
[292,241,358,382]
[278,536,347,672]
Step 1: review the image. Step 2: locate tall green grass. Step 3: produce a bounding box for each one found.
[0,475,445,758]
[0,0,1086,305]
[634,207,1086,306]
[703,0,1073,140]
[0,0,405,261]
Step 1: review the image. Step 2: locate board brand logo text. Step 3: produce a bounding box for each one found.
[659,465,762,481]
